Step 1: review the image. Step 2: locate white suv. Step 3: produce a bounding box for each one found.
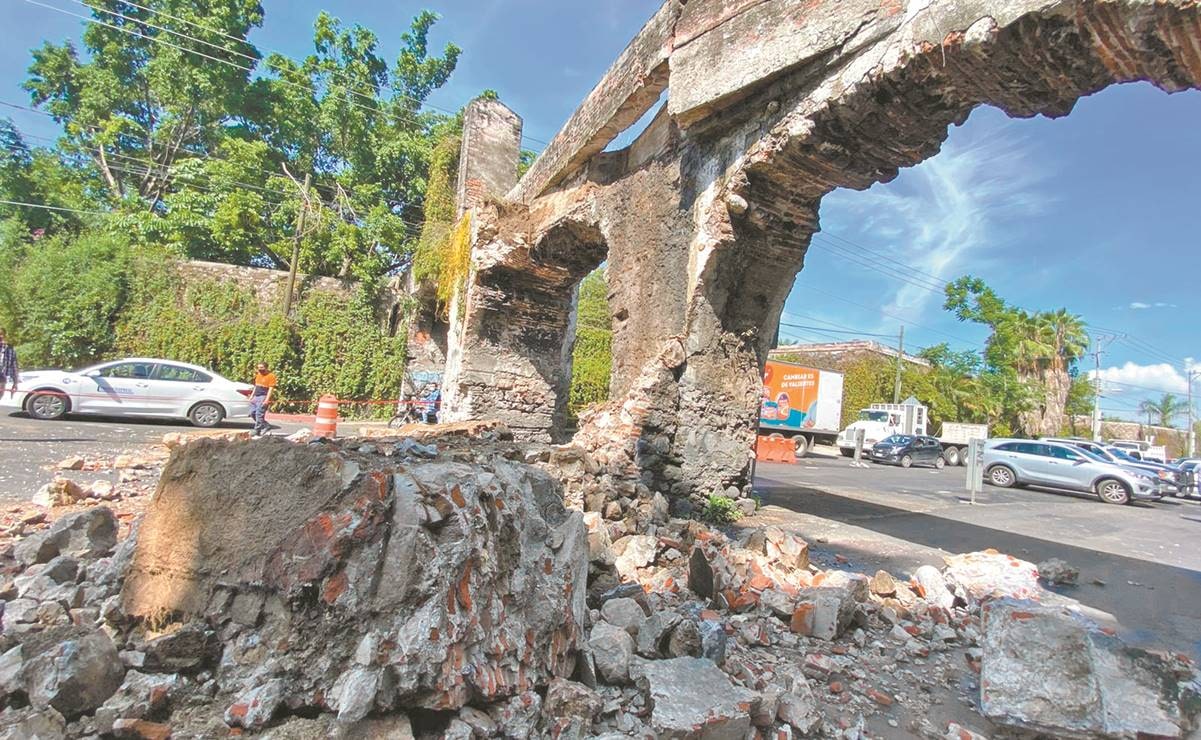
[982,439,1162,505]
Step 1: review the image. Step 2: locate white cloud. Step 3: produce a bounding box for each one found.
[1124,301,1176,310]
[1088,361,1189,394]
[816,112,1050,330]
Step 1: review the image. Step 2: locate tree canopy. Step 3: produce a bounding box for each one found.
[4,1,466,282]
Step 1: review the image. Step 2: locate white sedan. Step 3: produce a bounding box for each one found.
[1,358,254,427]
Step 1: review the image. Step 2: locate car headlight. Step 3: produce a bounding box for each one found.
[1156,470,1171,480]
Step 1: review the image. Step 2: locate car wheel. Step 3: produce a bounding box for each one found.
[1096,478,1131,505]
[900,454,913,468]
[987,465,1016,488]
[189,402,225,428]
[27,391,69,420]
[943,446,961,466]
[935,456,946,469]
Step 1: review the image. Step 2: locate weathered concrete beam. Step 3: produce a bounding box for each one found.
[508,1,681,203]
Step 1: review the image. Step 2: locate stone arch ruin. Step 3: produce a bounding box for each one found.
[437,0,1201,503]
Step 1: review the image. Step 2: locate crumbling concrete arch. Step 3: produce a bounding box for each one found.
[443,0,1201,504]
[441,205,610,441]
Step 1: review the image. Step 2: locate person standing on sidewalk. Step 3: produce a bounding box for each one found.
[250,362,277,436]
[0,329,17,399]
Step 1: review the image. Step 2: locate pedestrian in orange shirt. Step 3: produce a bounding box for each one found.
[250,362,277,437]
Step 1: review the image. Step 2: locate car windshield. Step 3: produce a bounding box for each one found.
[859,410,889,422]
[882,435,912,445]
[1107,447,1142,463]
[1076,447,1111,464]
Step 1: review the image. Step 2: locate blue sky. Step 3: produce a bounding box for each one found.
[2,1,1197,422]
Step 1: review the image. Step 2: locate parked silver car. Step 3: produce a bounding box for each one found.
[983,439,1162,505]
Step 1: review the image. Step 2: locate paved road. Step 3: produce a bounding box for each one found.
[753,447,1201,661]
[0,411,306,503]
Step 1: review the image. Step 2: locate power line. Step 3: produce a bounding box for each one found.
[809,234,947,294]
[2,99,342,200]
[797,283,981,348]
[1092,377,1189,396]
[0,198,108,216]
[28,0,547,150]
[778,322,896,339]
[4,116,433,233]
[86,0,552,148]
[814,228,949,287]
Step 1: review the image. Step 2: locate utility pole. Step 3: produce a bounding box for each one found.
[1188,368,1198,457]
[1090,333,1119,442]
[283,173,311,316]
[893,325,905,404]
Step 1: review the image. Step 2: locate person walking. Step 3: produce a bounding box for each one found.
[250,362,277,436]
[0,329,17,400]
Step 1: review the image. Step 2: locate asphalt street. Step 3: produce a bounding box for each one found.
[752,446,1201,661]
[0,411,305,503]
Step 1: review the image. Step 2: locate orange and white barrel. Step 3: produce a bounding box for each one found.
[314,394,340,438]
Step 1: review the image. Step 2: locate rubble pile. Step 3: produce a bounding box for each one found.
[0,428,1196,739]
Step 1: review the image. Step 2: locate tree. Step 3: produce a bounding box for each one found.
[1138,393,1187,428]
[569,268,612,415]
[24,0,266,205]
[21,3,463,281]
[945,276,1088,436]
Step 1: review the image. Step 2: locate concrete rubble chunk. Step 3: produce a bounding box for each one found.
[913,565,955,610]
[0,705,67,740]
[764,527,809,571]
[120,438,588,711]
[24,628,125,719]
[1037,558,1079,586]
[0,646,24,699]
[223,678,285,730]
[458,706,497,737]
[542,678,601,737]
[635,610,681,658]
[331,666,382,724]
[613,534,657,579]
[600,597,646,637]
[486,690,542,739]
[868,570,897,597]
[94,670,180,734]
[588,622,634,685]
[633,657,756,739]
[666,618,702,659]
[944,550,1041,605]
[44,508,119,560]
[776,684,821,735]
[980,598,1198,739]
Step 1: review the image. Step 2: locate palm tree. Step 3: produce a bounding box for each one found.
[1138,393,1188,428]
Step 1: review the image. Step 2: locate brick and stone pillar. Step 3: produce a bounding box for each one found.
[441,99,610,442]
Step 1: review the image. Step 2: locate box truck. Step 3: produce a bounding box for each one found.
[835,398,988,465]
[758,360,844,454]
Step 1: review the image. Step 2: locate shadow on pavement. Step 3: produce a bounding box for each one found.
[756,480,1201,661]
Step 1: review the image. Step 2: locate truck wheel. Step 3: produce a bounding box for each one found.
[943,446,961,467]
[839,448,854,458]
[795,435,813,457]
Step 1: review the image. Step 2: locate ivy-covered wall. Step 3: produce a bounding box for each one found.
[0,231,407,418]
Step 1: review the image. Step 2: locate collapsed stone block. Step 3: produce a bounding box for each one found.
[588,622,634,685]
[980,598,1199,739]
[119,438,589,713]
[633,657,755,739]
[24,628,125,719]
